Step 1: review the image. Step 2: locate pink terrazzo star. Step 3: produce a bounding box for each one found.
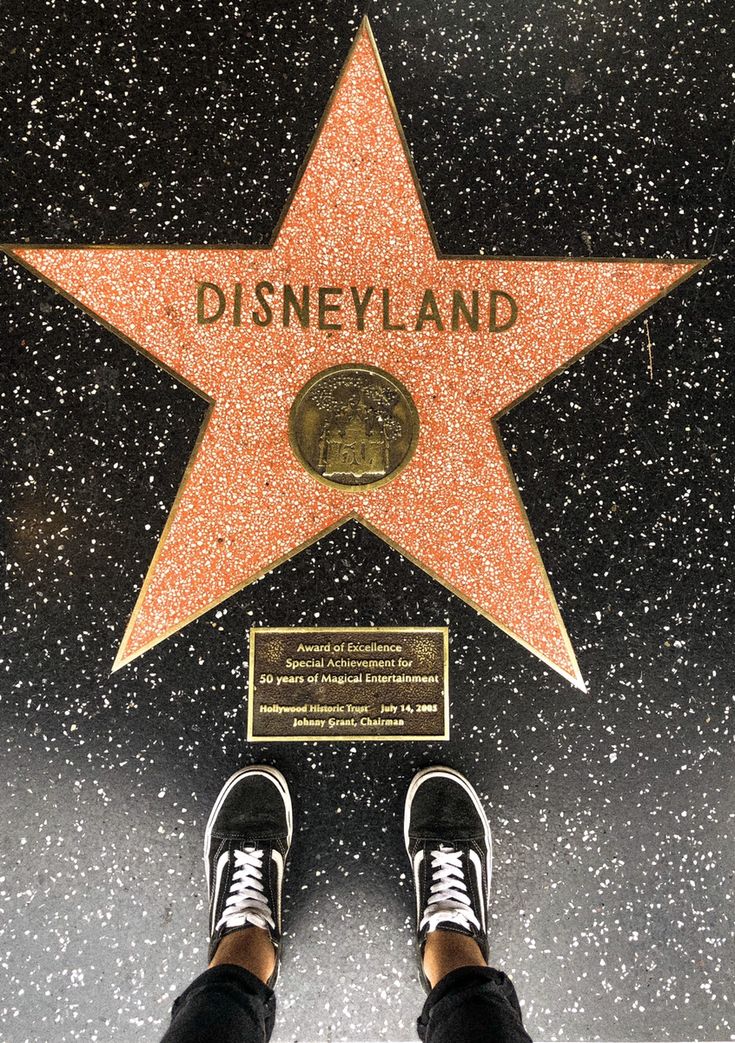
[5,19,705,687]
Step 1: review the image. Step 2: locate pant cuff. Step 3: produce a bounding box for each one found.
[171,963,274,1017]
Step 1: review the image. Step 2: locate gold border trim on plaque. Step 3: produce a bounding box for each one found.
[288,362,420,492]
[0,17,710,687]
[247,626,450,742]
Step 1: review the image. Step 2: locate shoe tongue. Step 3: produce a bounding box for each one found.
[425,916,474,936]
[420,913,476,949]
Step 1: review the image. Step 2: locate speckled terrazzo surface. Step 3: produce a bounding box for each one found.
[1,2,733,1042]
[10,23,704,688]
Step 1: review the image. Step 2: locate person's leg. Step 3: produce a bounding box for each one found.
[160,963,274,1043]
[160,765,292,1043]
[417,964,531,1043]
[405,766,532,1043]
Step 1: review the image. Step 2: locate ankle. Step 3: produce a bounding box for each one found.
[208,925,276,984]
[422,929,487,989]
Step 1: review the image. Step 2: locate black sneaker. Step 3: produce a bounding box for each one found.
[404,765,492,991]
[204,765,293,986]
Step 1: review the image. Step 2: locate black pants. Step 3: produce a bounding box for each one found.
[161,963,532,1043]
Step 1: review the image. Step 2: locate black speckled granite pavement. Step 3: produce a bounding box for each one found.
[1,2,733,1041]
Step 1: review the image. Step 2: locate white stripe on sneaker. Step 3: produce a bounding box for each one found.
[468,848,486,933]
[271,849,284,929]
[211,850,231,935]
[412,849,425,927]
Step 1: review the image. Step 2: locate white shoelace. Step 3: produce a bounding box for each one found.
[215,848,275,934]
[420,844,480,935]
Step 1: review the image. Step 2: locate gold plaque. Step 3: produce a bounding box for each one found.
[289,364,419,491]
[248,627,448,742]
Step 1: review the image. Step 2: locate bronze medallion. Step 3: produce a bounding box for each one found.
[289,364,419,490]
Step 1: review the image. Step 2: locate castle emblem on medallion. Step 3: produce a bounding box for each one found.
[289,364,419,490]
